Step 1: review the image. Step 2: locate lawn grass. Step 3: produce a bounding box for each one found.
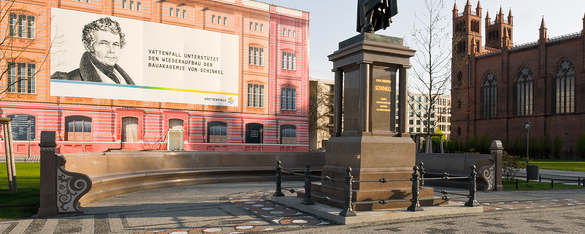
[529,159,585,172]
[502,178,585,191]
[0,162,40,219]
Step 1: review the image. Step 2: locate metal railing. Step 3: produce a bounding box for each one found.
[509,174,585,189]
[274,161,480,217]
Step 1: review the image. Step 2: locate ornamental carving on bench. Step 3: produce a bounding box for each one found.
[479,154,496,191]
[56,155,92,214]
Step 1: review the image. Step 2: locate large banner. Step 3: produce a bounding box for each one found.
[50,8,239,106]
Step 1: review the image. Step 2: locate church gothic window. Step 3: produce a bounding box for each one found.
[555,60,575,114]
[516,67,533,116]
[482,72,497,118]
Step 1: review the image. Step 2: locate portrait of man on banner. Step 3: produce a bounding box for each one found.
[52,17,135,85]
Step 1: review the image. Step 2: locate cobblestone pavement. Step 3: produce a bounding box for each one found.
[0,181,584,234]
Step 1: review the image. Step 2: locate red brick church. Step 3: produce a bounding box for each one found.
[451,1,585,156]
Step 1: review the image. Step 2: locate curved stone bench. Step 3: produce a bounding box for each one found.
[59,151,325,206]
[415,140,503,191]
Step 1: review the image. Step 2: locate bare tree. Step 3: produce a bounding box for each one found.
[309,79,334,150]
[409,0,452,135]
[1,0,57,98]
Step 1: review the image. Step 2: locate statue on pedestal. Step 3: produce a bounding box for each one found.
[357,0,399,33]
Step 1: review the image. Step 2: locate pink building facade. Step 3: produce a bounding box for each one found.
[0,0,310,154]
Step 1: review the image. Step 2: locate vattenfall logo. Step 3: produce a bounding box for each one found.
[204,97,235,104]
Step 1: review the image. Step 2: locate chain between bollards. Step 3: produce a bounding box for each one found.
[273,160,285,197]
[407,165,424,211]
[301,163,315,205]
[465,164,480,207]
[339,166,356,217]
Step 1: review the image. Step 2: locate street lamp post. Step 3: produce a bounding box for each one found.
[27,116,32,159]
[525,120,530,166]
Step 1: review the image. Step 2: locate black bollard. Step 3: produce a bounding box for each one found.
[551,179,554,188]
[465,165,480,207]
[301,163,315,205]
[418,162,425,187]
[408,165,424,211]
[273,160,285,197]
[339,167,356,217]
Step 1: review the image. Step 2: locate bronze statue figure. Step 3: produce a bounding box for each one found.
[357,0,398,33]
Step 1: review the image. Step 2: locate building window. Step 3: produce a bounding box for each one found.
[457,72,463,86]
[7,62,35,94]
[255,23,258,31]
[292,30,296,38]
[482,72,497,118]
[9,13,34,39]
[283,28,286,36]
[280,87,296,110]
[123,0,127,8]
[183,10,186,18]
[247,84,264,108]
[282,52,296,70]
[260,24,263,32]
[137,2,141,11]
[245,123,263,143]
[65,116,92,141]
[208,121,227,143]
[409,119,414,124]
[170,8,173,16]
[122,117,139,143]
[217,15,221,24]
[169,119,183,130]
[248,46,264,66]
[516,67,533,116]
[130,0,134,10]
[280,125,296,144]
[176,9,180,17]
[555,60,575,114]
[409,127,414,132]
[211,14,215,23]
[224,17,227,25]
[249,22,253,30]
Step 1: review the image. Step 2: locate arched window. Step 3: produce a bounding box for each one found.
[457,72,463,86]
[208,121,227,143]
[482,72,497,118]
[555,60,575,114]
[516,67,533,116]
[280,125,296,144]
[122,117,139,142]
[65,116,91,141]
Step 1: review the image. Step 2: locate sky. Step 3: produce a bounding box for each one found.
[260,0,585,82]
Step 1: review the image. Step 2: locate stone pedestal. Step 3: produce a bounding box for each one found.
[311,33,442,211]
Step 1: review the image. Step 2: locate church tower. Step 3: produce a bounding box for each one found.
[451,1,482,141]
[485,6,513,49]
[452,0,482,58]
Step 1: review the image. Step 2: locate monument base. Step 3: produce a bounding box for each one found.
[308,135,445,211]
